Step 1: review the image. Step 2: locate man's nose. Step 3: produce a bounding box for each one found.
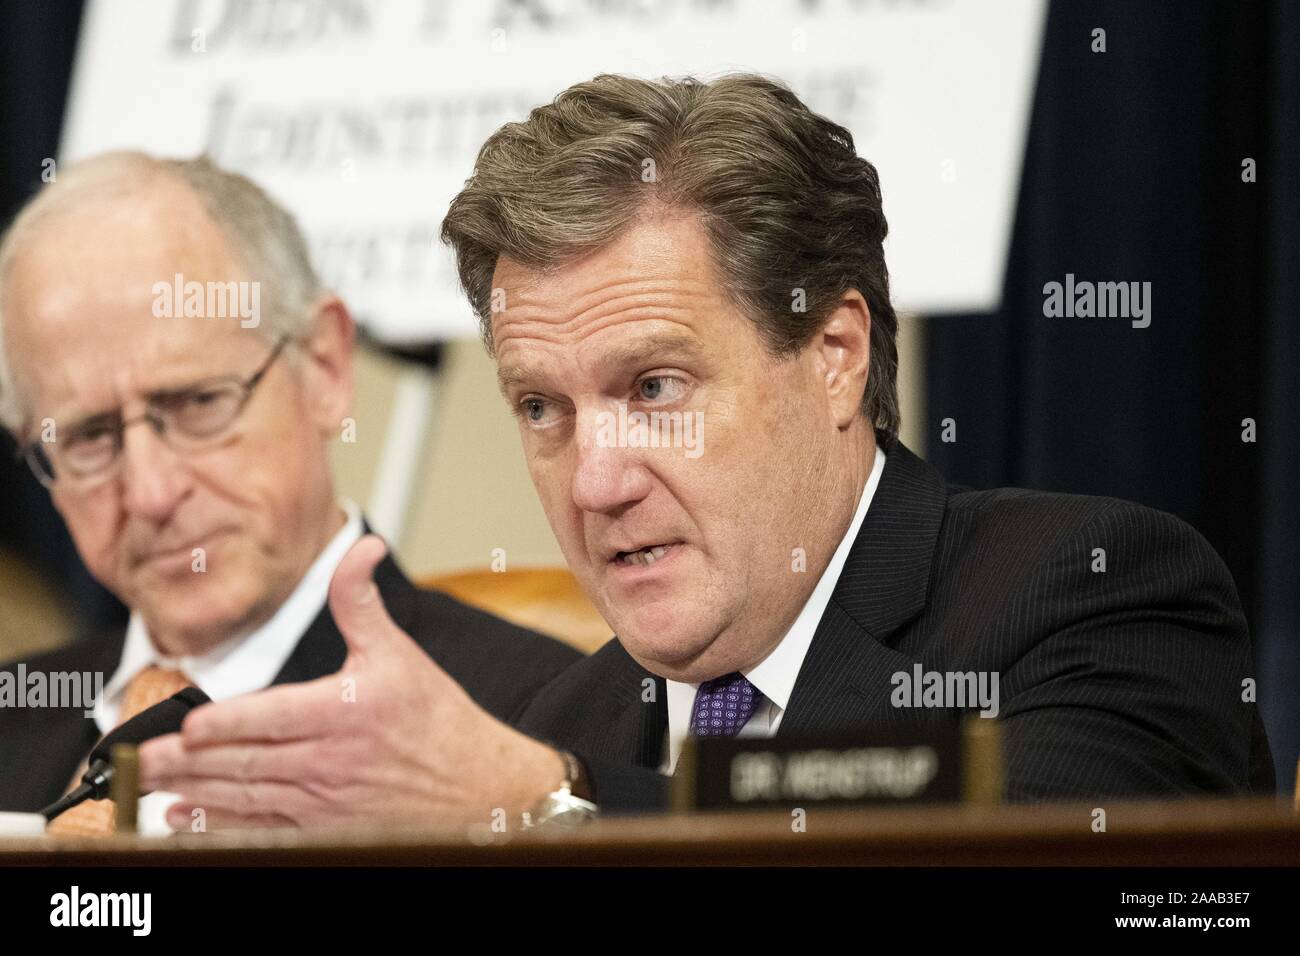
[570,407,652,514]
[119,420,192,520]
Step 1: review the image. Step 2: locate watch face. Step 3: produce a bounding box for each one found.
[534,793,599,827]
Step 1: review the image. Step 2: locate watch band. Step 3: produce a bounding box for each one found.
[521,750,598,829]
[562,750,595,802]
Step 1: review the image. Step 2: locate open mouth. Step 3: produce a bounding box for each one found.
[613,542,679,567]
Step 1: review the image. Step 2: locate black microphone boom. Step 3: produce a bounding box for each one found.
[40,686,211,821]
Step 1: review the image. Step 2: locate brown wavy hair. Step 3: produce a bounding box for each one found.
[440,72,899,445]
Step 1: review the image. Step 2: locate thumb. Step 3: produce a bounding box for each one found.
[329,533,404,659]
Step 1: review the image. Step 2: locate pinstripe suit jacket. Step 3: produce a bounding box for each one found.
[517,441,1274,812]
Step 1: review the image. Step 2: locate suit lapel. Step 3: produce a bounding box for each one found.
[779,442,948,735]
[605,651,668,768]
[270,553,417,687]
[554,641,667,769]
[13,631,125,810]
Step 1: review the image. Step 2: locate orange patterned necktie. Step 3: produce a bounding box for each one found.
[46,665,196,838]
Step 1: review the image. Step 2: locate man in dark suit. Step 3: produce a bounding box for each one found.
[140,73,1271,828]
[0,151,578,827]
[515,440,1275,812]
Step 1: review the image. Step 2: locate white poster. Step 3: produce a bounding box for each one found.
[61,0,1046,342]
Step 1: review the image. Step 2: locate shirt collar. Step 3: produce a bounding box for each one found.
[744,445,885,711]
[94,500,364,734]
[665,446,887,768]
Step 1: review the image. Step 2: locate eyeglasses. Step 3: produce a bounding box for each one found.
[21,337,290,489]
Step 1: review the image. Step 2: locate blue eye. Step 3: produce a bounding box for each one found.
[519,397,562,426]
[514,392,571,429]
[637,376,685,403]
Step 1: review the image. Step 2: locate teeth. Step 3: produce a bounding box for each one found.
[620,545,671,566]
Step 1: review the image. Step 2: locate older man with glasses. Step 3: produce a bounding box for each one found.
[0,152,580,833]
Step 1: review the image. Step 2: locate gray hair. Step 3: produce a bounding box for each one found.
[0,151,323,432]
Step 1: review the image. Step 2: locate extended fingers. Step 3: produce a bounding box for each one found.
[140,733,330,793]
[180,677,344,746]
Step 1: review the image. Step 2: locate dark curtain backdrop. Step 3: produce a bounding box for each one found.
[1,1,1294,791]
[0,0,124,633]
[926,0,1298,794]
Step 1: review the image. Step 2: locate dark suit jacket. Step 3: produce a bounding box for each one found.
[517,441,1275,813]
[0,552,581,813]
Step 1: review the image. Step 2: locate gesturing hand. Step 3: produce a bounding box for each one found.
[139,534,565,831]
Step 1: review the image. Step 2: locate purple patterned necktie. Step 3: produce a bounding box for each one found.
[689,672,764,736]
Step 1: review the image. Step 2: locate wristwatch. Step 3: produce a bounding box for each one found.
[521,750,598,828]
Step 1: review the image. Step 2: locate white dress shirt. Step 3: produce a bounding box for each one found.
[94,500,364,834]
[661,447,887,775]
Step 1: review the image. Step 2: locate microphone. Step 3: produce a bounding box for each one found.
[40,687,211,821]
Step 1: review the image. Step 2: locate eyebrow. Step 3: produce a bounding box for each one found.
[598,330,701,376]
[496,361,546,398]
[47,372,238,437]
[496,329,702,397]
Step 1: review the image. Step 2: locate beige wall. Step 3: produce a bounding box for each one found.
[330,340,565,578]
[333,313,926,579]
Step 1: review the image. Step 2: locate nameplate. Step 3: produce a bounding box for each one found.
[673,718,1001,811]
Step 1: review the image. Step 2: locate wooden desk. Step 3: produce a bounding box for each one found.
[2,797,1296,866]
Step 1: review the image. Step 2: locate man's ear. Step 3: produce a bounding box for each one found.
[812,288,871,429]
[298,295,356,435]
